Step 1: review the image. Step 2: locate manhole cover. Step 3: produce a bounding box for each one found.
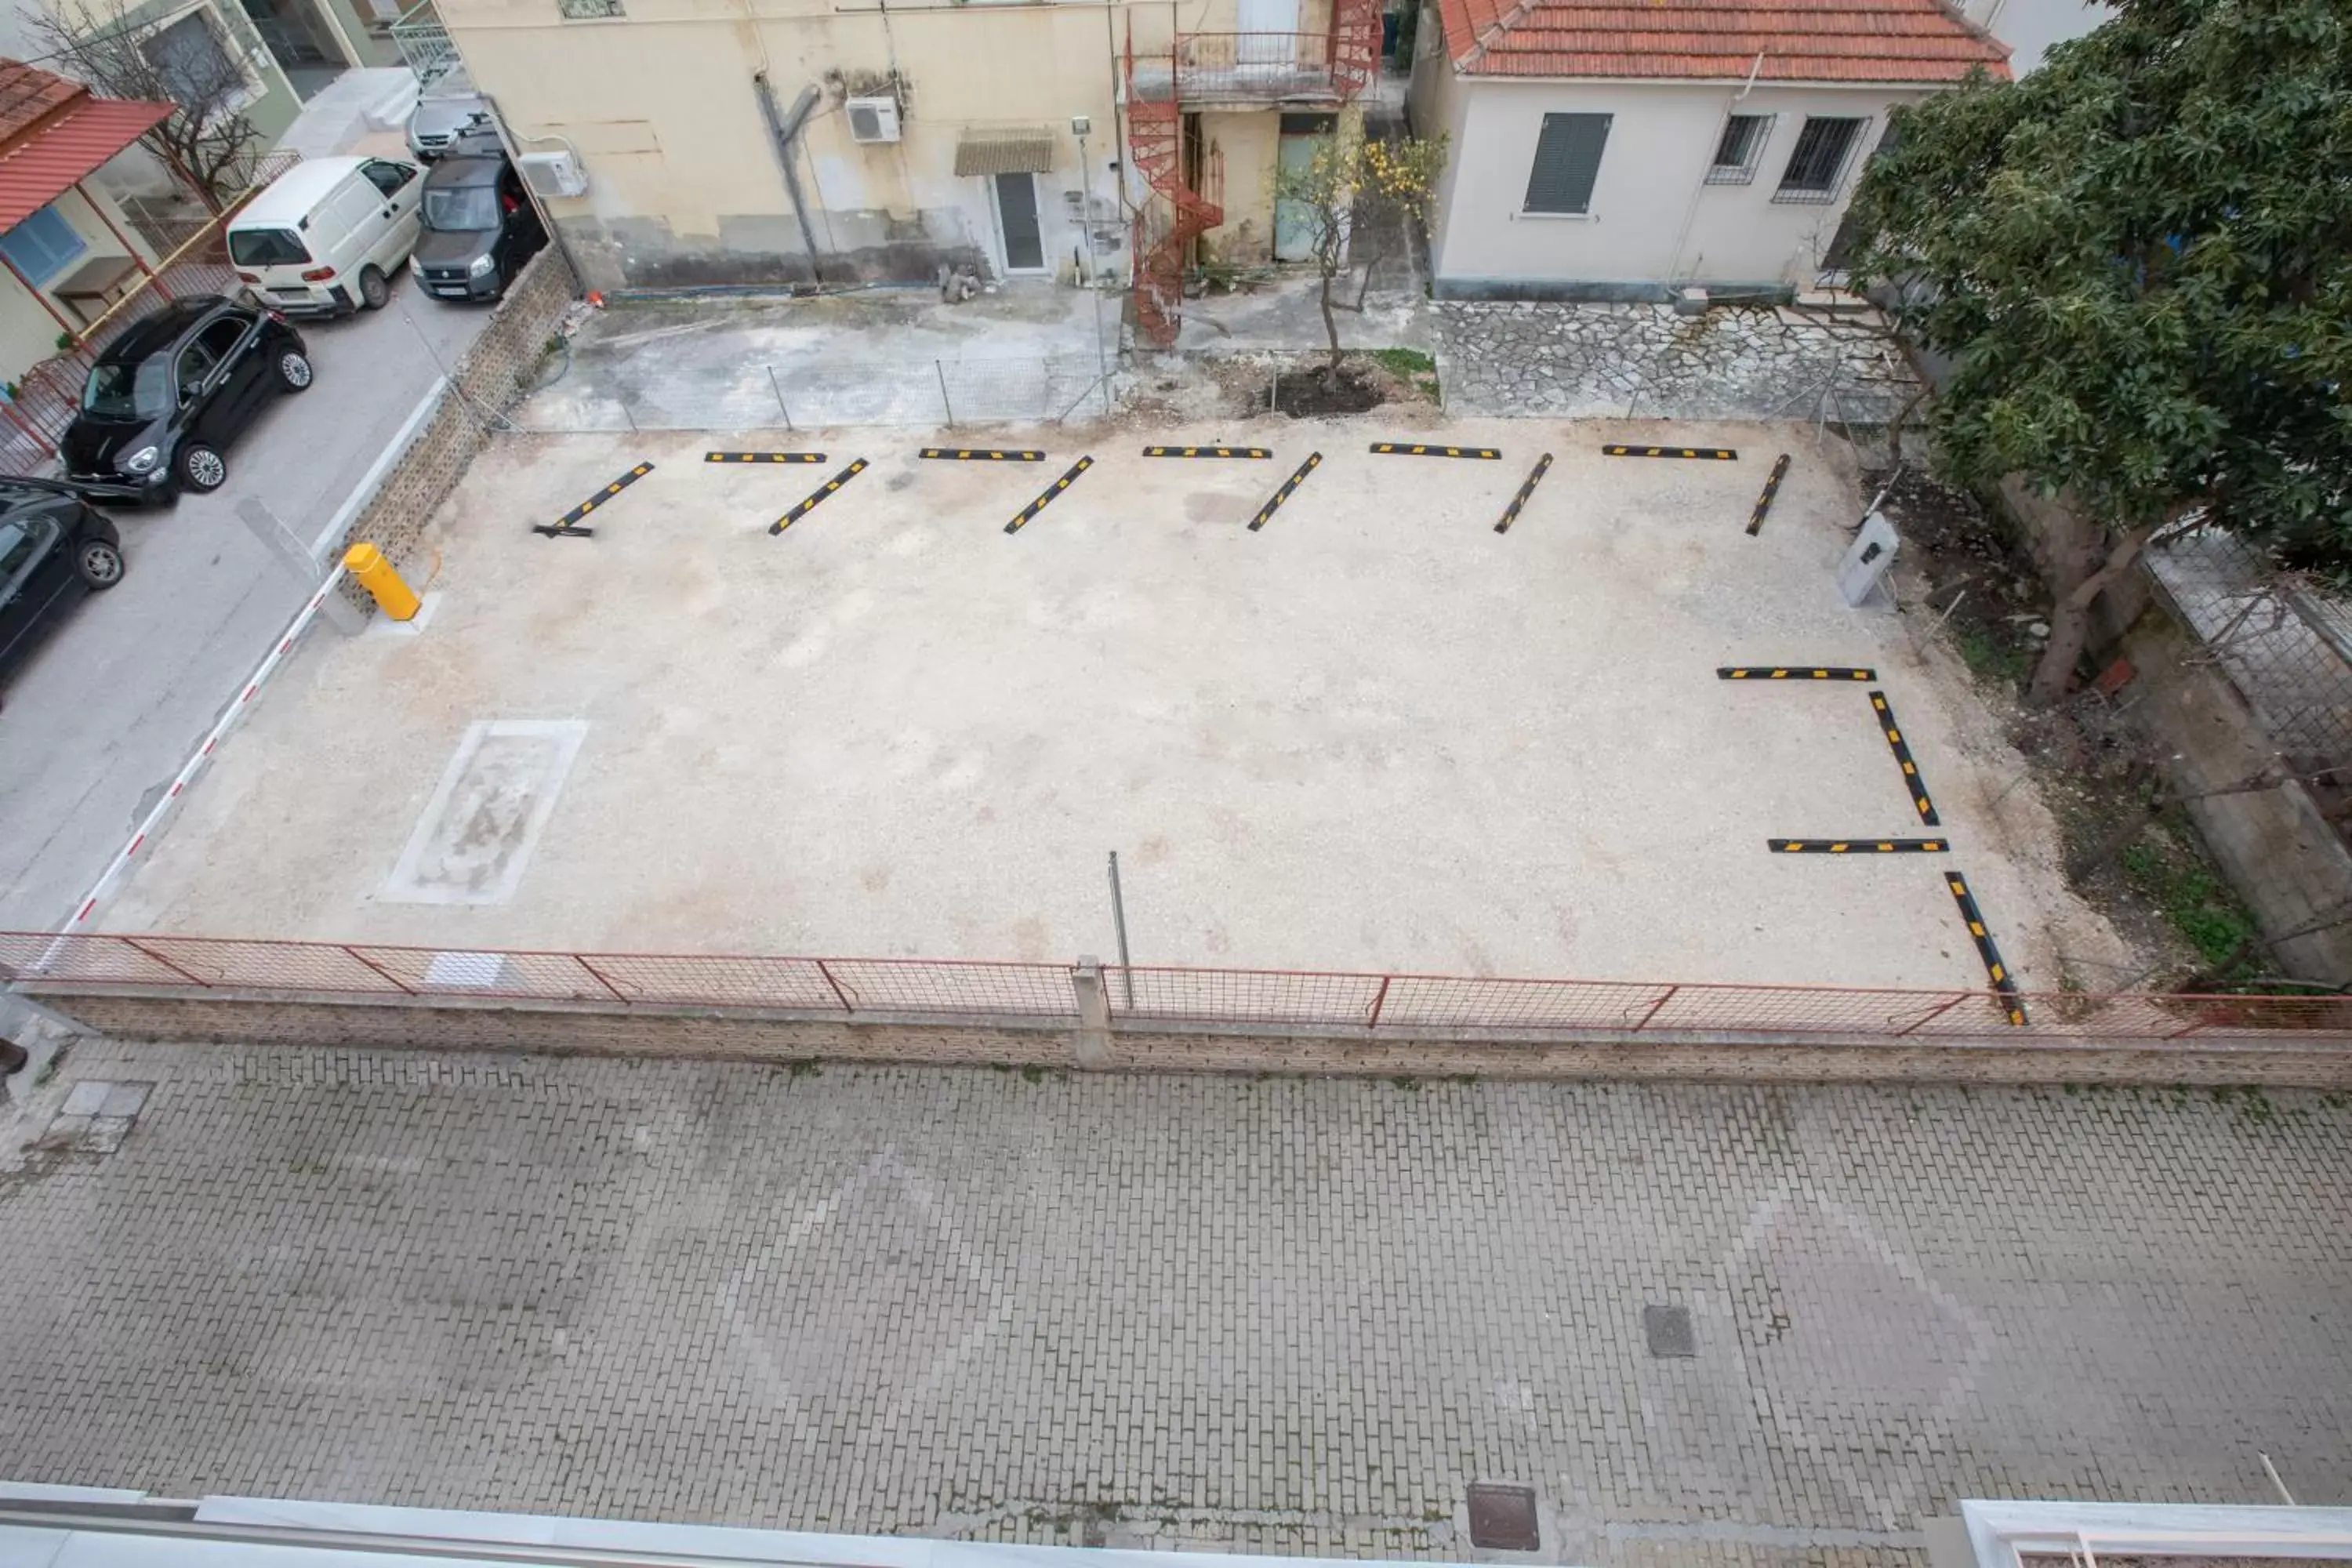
[1465,1483,1540,1551]
[1644,1303,1696,1358]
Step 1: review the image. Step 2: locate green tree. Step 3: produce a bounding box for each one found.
[1846,0,2352,704]
[1272,126,1447,384]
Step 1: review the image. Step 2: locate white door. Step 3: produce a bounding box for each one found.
[1236,0,1300,76]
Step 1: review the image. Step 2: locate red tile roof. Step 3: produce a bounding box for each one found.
[1440,0,2011,83]
[0,60,88,146]
[0,61,176,232]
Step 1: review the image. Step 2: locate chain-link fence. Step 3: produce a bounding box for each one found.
[2147,527,2352,767]
[515,354,1115,434]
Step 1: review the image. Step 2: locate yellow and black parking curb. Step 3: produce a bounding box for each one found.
[1718,666,1878,681]
[1248,452,1322,532]
[1769,838,1948,854]
[534,462,652,538]
[1005,456,1094,535]
[1144,445,1272,459]
[1493,453,1553,534]
[706,451,826,464]
[1746,452,1791,535]
[1604,444,1738,460]
[1869,689,1941,826]
[921,447,1046,462]
[769,459,868,534]
[1947,871,2028,1025]
[1370,441,1501,459]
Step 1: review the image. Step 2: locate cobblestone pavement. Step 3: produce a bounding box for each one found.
[1434,303,1921,423]
[2,1044,2348,1566]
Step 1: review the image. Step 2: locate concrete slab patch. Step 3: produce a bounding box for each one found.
[381,720,587,906]
[60,1080,110,1116]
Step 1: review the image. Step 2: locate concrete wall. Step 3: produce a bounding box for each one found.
[434,0,1308,290]
[1200,107,1278,265]
[1419,72,1920,299]
[1958,0,2112,74]
[0,182,162,397]
[32,986,2352,1087]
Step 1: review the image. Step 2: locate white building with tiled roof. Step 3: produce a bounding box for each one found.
[1405,0,2010,300]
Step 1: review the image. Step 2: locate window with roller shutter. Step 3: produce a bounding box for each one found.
[1521,112,1610,215]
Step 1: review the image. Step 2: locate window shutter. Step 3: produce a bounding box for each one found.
[1523,113,1610,215]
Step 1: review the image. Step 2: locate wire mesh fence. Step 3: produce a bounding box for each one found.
[7,931,2352,1047]
[2146,526,2352,767]
[514,355,1113,434]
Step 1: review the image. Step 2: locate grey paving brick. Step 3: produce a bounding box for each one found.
[0,1046,2347,1568]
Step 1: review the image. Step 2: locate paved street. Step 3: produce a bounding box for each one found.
[1,1047,2347,1566]
[0,283,491,935]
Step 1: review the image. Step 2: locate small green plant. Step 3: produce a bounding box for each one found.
[1020,1063,1047,1083]
[1369,347,1435,378]
[1390,1074,1419,1091]
[54,330,75,353]
[2120,833,2259,968]
[1952,622,2031,685]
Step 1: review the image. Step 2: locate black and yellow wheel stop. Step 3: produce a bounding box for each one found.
[1746,452,1791,535]
[1247,452,1323,532]
[1494,453,1554,535]
[1603,444,1737,460]
[1869,689,1941,826]
[1004,456,1094,534]
[1144,445,1272,459]
[1947,871,2028,1025]
[1769,838,1948,854]
[770,459,869,534]
[706,451,826,463]
[1370,441,1501,459]
[534,462,652,538]
[920,447,1046,462]
[1717,666,1878,681]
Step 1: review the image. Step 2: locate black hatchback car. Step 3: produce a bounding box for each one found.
[0,477,124,709]
[62,295,311,504]
[411,130,546,303]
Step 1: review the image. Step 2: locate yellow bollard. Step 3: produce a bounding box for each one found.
[343,542,419,622]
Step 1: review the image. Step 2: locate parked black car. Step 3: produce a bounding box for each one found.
[0,478,124,709]
[411,129,546,303]
[61,295,311,504]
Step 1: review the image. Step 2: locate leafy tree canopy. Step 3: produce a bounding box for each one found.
[1848,0,2352,570]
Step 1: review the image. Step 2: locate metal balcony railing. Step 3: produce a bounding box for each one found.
[390,0,459,81]
[1128,32,1342,105]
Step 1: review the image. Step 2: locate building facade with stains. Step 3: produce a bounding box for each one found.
[425,0,1381,328]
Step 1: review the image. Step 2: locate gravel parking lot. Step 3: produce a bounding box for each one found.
[98,414,2127,989]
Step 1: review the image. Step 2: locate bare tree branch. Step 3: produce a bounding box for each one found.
[33,0,267,210]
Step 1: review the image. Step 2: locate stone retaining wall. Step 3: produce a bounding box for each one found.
[34,988,2352,1088]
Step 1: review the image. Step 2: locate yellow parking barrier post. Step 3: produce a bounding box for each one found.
[343,543,420,622]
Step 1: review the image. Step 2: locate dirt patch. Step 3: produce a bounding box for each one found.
[1264,365,1386,416]
[1871,464,2269,992]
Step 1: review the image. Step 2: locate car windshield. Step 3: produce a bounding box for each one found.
[423,184,500,231]
[229,227,310,267]
[80,357,171,422]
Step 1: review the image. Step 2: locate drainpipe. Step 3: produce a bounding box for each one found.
[754,73,827,285]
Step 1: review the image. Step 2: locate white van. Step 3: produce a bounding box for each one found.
[227,155,426,318]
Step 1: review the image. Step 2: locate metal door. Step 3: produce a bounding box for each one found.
[1275,125,1324,261]
[993,172,1044,274]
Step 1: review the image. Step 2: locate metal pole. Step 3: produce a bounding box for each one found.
[1107,850,1134,1006]
[768,364,793,431]
[936,359,955,426]
[1078,126,1109,407]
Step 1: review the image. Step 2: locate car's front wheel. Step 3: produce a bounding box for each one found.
[358,264,390,310]
[278,349,314,391]
[75,538,124,588]
[178,442,227,493]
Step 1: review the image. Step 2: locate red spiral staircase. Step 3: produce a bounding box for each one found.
[1124,0,1382,349]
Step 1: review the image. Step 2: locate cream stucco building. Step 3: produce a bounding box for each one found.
[1406,0,2009,303]
[425,0,1380,338]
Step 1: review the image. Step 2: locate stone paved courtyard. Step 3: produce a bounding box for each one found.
[1434,303,1921,423]
[2,1044,2348,1565]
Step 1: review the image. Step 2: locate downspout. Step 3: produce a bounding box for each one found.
[754,73,827,285]
[1665,48,1765,289]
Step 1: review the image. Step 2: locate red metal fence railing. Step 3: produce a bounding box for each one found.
[5,931,2352,1047]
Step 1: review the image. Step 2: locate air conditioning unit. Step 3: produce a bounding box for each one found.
[519,149,588,199]
[846,96,901,144]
